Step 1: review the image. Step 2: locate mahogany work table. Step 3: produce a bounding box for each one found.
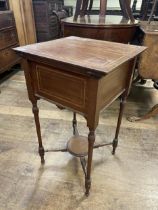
[14,37,146,196]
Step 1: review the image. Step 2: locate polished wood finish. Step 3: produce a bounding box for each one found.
[9,0,37,46]
[0,11,20,74]
[62,15,139,43]
[14,36,145,195]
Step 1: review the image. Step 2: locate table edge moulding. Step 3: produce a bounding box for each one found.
[13,36,146,196]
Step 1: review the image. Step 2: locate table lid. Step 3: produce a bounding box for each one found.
[14,36,146,78]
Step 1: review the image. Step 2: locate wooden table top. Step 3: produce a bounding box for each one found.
[62,15,139,27]
[14,36,146,77]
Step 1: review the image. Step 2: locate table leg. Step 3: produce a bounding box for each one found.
[74,0,82,20]
[72,112,77,135]
[89,0,93,11]
[125,0,135,22]
[81,0,89,16]
[100,0,107,16]
[112,96,126,155]
[85,129,95,196]
[32,100,45,164]
[119,0,129,19]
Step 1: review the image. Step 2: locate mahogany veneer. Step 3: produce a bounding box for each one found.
[14,36,146,196]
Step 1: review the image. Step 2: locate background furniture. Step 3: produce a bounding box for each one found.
[9,0,37,46]
[14,36,145,196]
[0,0,9,10]
[0,11,20,74]
[62,15,139,44]
[140,0,158,20]
[74,0,134,21]
[129,21,158,121]
[32,0,73,42]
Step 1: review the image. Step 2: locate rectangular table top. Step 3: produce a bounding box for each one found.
[14,36,146,77]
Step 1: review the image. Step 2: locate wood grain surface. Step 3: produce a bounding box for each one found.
[14,36,146,76]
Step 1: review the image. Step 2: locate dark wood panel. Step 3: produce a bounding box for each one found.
[63,25,137,43]
[0,11,15,29]
[62,15,139,44]
[0,46,20,73]
[31,63,87,112]
[32,0,67,42]
[0,27,18,50]
[98,61,131,110]
[0,10,20,73]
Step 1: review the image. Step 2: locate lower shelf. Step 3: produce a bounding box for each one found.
[67,135,88,157]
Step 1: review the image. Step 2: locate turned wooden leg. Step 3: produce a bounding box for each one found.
[74,0,82,20]
[32,100,45,164]
[89,0,93,11]
[72,112,77,136]
[100,0,107,16]
[119,0,129,19]
[124,0,135,22]
[127,104,158,122]
[112,96,126,155]
[81,0,89,16]
[85,129,95,196]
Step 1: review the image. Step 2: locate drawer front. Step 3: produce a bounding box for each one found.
[32,64,87,112]
[0,47,19,71]
[0,28,18,50]
[0,12,15,28]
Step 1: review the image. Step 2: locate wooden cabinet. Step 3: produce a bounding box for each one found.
[138,22,158,80]
[33,0,60,41]
[32,0,72,42]
[0,11,20,74]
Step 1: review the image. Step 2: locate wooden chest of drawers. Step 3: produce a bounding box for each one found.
[0,11,20,74]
